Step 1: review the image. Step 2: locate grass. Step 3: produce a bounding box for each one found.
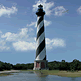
[1,69,81,77]
[0,73,13,76]
[21,70,81,77]
[0,70,19,76]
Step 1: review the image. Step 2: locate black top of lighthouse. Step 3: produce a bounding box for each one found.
[38,4,43,7]
[36,4,45,16]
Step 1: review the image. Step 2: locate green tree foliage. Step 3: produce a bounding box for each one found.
[0,61,13,71]
[0,59,81,71]
[27,63,34,69]
[13,63,28,70]
[48,59,81,71]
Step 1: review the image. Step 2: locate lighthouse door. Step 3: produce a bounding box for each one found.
[36,62,39,68]
[41,62,45,68]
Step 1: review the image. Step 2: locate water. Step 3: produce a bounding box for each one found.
[0,71,81,81]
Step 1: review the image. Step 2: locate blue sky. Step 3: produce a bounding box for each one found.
[0,0,81,65]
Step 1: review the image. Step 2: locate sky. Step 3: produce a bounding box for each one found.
[0,0,81,65]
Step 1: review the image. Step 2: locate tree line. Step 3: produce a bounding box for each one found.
[0,59,81,71]
[48,59,81,71]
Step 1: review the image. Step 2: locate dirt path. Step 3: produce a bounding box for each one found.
[0,70,21,74]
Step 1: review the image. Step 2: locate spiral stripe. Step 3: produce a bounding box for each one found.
[36,32,45,47]
[36,25,44,40]
[36,38,45,58]
[35,15,46,61]
[37,16,43,26]
[36,47,46,60]
[37,20,44,33]
[43,55,46,60]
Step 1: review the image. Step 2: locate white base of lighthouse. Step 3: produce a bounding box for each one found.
[33,60,49,70]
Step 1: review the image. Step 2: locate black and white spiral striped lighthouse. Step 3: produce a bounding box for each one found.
[33,4,49,70]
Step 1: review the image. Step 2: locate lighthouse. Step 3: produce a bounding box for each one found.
[33,4,49,70]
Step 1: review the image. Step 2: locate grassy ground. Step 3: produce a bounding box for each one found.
[0,70,20,76]
[1,70,81,77]
[21,70,81,77]
[0,73,13,76]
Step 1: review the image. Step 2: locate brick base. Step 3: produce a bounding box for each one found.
[33,60,49,70]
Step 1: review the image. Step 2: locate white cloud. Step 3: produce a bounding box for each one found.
[1,27,35,43]
[0,40,10,50]
[27,20,51,28]
[0,40,6,45]
[19,28,28,38]
[29,28,34,32]
[46,38,66,49]
[12,37,66,51]
[77,6,81,15]
[0,25,65,51]
[34,37,36,41]
[54,6,66,16]
[0,4,17,17]
[1,28,29,41]
[0,30,2,33]
[33,0,67,16]
[0,27,35,51]
[44,20,51,27]
[12,41,36,51]
[33,0,54,16]
[27,21,36,27]
[52,38,66,47]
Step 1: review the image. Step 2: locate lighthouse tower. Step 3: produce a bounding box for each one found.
[33,4,48,70]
